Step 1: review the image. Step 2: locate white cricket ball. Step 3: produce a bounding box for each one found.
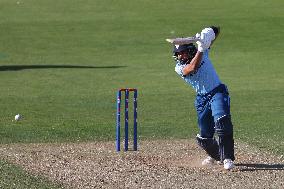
[15,114,22,121]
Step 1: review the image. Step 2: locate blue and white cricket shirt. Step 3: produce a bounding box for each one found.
[175,49,221,95]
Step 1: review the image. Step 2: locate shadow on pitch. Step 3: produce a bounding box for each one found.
[236,163,284,171]
[0,65,126,71]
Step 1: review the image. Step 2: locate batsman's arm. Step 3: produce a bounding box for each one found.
[182,51,203,76]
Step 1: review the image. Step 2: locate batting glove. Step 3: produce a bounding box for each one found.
[201,28,215,42]
[195,33,207,52]
[196,28,216,52]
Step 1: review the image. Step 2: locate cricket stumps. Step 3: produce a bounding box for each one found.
[116,88,137,152]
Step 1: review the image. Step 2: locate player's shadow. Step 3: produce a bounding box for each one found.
[0,65,126,71]
[236,163,284,171]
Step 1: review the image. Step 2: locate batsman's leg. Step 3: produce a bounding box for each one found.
[196,134,220,161]
[215,115,235,162]
[195,95,220,161]
[211,92,235,162]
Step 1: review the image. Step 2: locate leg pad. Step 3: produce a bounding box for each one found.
[215,115,235,161]
[196,134,220,161]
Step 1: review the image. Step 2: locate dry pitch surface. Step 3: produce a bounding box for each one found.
[0,140,284,189]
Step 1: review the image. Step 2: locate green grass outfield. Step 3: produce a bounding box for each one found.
[0,160,62,188]
[0,0,283,187]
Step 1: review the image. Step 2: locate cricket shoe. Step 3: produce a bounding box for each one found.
[202,156,216,166]
[223,159,235,170]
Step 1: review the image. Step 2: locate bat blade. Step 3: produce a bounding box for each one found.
[165,36,200,45]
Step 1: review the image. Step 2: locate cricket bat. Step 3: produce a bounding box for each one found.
[165,36,200,45]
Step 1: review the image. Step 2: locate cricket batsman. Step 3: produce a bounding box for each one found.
[173,26,235,170]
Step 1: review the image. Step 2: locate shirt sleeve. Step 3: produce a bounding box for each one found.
[175,63,186,78]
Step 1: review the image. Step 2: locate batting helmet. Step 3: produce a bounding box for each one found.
[173,43,197,63]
